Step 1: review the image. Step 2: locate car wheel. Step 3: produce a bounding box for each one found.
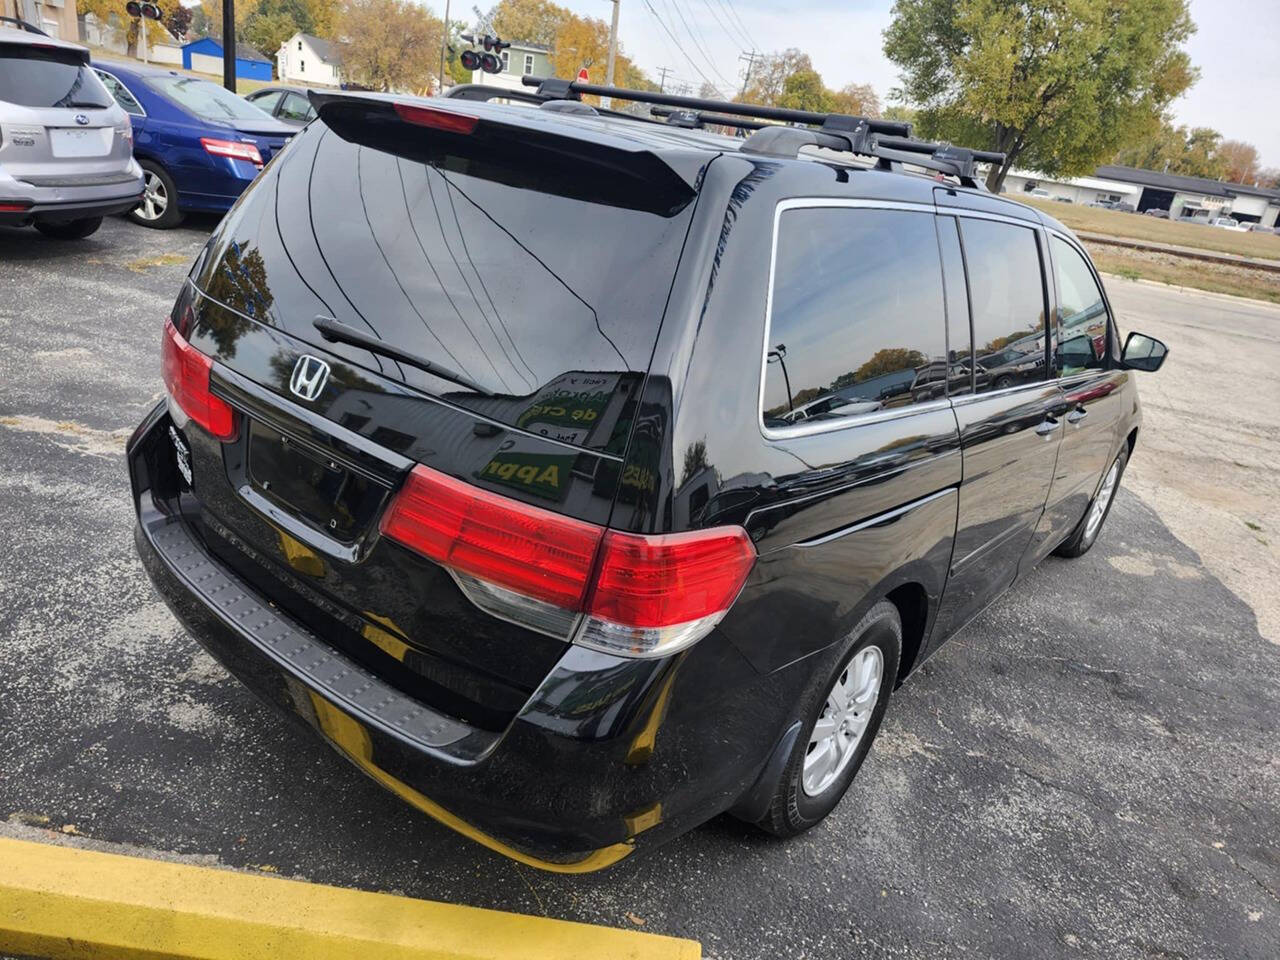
[992,374,1013,390]
[756,600,901,838]
[1054,445,1129,558]
[34,217,103,240]
[129,161,184,229]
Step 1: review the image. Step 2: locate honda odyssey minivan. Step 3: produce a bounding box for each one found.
[128,84,1167,871]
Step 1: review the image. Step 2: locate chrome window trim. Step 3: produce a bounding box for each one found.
[757,197,947,441]
[948,379,1061,407]
[936,207,1041,228]
[1045,227,1121,374]
[94,68,146,117]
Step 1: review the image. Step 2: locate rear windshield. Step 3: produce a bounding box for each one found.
[146,75,271,121]
[193,116,701,449]
[0,47,113,109]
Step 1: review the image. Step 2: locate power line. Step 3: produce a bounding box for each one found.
[640,0,728,97]
[719,0,760,53]
[700,0,751,53]
[660,0,736,93]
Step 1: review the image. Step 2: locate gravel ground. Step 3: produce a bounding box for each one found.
[1,217,1278,959]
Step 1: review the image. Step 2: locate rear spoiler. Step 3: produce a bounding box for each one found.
[308,91,699,218]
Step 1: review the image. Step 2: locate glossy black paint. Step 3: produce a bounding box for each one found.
[128,97,1152,868]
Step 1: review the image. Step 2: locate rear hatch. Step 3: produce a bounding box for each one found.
[0,37,132,184]
[178,95,709,727]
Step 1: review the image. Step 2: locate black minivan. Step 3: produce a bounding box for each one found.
[128,86,1167,872]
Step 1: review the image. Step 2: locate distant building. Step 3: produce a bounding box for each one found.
[182,36,273,82]
[277,32,340,87]
[0,0,76,41]
[467,41,551,91]
[1003,164,1280,227]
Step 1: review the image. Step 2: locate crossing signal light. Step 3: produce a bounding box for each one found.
[125,1,162,18]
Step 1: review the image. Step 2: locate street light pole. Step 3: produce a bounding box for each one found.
[602,0,619,109]
[221,0,235,91]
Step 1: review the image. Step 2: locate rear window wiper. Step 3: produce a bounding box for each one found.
[313,316,493,397]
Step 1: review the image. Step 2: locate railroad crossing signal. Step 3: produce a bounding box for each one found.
[125,1,162,19]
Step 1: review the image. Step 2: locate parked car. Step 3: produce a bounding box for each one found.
[1027,187,1050,197]
[1246,222,1277,234]
[127,89,1167,869]
[0,24,142,238]
[1208,216,1247,231]
[1144,208,1170,218]
[90,60,294,228]
[243,84,317,126]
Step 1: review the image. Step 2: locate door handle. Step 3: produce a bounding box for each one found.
[1036,416,1060,437]
[1067,407,1088,424]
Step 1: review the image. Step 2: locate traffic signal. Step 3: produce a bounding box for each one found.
[459,49,480,71]
[125,1,162,18]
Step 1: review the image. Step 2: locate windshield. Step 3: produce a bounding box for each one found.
[146,75,273,121]
[0,47,113,108]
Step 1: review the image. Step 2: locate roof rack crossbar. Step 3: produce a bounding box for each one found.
[523,75,910,135]
[650,105,765,131]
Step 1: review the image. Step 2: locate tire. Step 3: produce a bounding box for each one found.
[34,216,102,240]
[128,160,184,229]
[756,600,901,837]
[992,374,1013,390]
[1054,445,1129,558]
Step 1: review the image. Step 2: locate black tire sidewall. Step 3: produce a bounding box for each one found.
[129,161,183,229]
[1057,444,1129,557]
[782,602,902,828]
[34,216,102,240]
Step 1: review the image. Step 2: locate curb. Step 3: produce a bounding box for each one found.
[0,835,701,960]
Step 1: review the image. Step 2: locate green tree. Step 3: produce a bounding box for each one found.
[1113,121,1225,179]
[777,68,832,113]
[242,0,314,69]
[850,348,926,383]
[739,48,814,106]
[884,0,1198,191]
[334,0,441,92]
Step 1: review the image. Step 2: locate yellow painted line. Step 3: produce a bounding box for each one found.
[0,836,701,960]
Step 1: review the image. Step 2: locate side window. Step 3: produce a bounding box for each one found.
[279,92,314,122]
[1051,236,1109,376]
[249,89,285,114]
[95,70,144,116]
[523,53,534,74]
[762,207,948,430]
[957,218,1048,394]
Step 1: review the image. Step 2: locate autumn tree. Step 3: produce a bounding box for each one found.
[884,0,1198,191]
[79,0,184,55]
[777,69,831,113]
[1217,140,1261,184]
[334,0,441,92]
[740,48,814,106]
[828,82,881,119]
[487,0,570,47]
[1113,121,1224,178]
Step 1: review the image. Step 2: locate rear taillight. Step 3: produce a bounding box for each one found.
[200,137,263,167]
[0,200,34,212]
[162,317,237,441]
[380,465,756,658]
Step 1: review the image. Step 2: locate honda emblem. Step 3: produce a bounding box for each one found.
[289,355,330,401]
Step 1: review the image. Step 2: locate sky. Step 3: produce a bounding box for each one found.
[549,0,1279,170]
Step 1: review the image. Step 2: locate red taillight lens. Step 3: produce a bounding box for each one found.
[0,200,34,212]
[380,464,757,657]
[379,465,603,610]
[162,318,237,441]
[586,529,757,629]
[393,103,478,134]
[200,137,263,166]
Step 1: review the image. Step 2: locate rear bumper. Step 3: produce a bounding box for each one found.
[128,402,792,870]
[0,163,143,225]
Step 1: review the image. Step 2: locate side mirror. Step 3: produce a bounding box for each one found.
[1121,331,1168,372]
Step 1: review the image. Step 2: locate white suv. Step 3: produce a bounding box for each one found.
[0,21,143,239]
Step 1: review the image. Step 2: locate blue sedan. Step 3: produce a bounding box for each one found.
[90,60,294,228]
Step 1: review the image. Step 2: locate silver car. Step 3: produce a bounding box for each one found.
[0,22,143,239]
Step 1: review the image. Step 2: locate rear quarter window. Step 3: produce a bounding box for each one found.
[761,205,948,432]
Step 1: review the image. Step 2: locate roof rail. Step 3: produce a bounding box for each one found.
[650,105,765,131]
[522,75,910,135]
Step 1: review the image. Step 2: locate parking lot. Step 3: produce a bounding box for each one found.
[2,216,1278,958]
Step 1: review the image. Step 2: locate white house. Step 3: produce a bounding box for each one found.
[277,32,340,87]
[467,41,551,92]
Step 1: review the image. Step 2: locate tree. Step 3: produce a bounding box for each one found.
[777,68,832,113]
[1257,168,1280,190]
[242,0,314,67]
[828,82,881,119]
[850,348,926,383]
[166,4,192,39]
[1113,121,1225,179]
[1217,140,1260,184]
[487,0,569,47]
[79,0,184,55]
[334,0,442,92]
[884,0,1198,191]
[740,48,814,106]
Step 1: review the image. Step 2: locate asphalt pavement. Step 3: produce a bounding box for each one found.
[1,216,1278,959]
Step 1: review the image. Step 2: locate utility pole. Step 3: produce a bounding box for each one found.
[438,0,450,94]
[221,0,235,91]
[738,49,760,99]
[656,66,671,93]
[601,0,619,109]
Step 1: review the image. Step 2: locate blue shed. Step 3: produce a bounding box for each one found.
[181,37,274,83]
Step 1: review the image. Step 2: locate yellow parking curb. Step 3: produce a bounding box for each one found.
[0,836,701,960]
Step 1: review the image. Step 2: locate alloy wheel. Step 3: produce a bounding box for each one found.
[802,645,884,797]
[1085,458,1121,542]
[137,171,168,222]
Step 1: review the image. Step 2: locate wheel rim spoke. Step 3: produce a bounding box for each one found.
[802,644,885,797]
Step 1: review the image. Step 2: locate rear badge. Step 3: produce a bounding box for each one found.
[289,355,330,401]
[169,425,192,486]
